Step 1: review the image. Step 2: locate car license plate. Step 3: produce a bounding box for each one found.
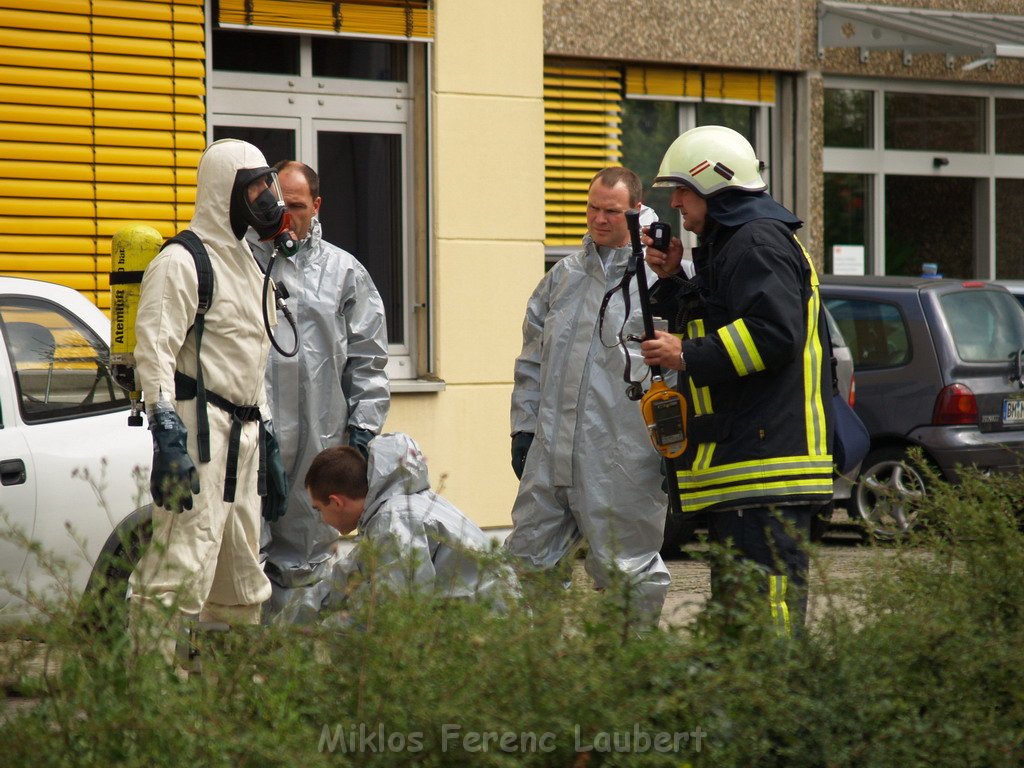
[1003,398,1024,425]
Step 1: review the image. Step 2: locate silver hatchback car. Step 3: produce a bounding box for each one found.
[822,276,1024,537]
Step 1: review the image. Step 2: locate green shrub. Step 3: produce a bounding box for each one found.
[2,466,1024,767]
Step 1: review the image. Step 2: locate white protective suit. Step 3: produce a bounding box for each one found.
[320,433,517,614]
[249,219,390,617]
[130,139,275,629]
[505,215,671,621]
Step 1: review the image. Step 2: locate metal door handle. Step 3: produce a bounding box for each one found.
[1,458,26,486]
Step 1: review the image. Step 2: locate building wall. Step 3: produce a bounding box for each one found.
[545,0,1024,87]
[386,0,545,528]
[809,0,1024,84]
[8,0,1021,532]
[0,0,545,532]
[543,0,1024,272]
[544,0,805,71]
[0,0,206,309]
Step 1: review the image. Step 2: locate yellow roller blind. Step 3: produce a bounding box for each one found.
[0,0,205,310]
[545,63,622,248]
[218,0,433,41]
[626,65,776,105]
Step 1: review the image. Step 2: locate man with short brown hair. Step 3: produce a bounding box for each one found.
[505,167,670,623]
[305,434,518,610]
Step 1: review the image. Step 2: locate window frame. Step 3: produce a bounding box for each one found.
[823,77,1024,279]
[822,296,912,371]
[207,30,429,381]
[621,96,773,255]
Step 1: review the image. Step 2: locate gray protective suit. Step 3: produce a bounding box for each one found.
[249,220,389,617]
[321,433,517,613]
[505,215,670,621]
[131,139,274,632]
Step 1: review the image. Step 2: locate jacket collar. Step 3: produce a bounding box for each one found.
[582,234,631,277]
[706,191,802,230]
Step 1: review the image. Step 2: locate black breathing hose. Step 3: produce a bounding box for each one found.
[261,249,299,358]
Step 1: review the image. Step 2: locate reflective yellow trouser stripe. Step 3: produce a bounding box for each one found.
[769,575,791,638]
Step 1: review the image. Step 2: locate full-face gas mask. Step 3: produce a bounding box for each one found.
[229,167,298,256]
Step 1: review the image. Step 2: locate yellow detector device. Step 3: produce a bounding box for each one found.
[641,377,688,459]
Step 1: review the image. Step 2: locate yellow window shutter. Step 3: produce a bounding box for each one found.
[626,65,776,105]
[0,0,205,310]
[218,0,434,41]
[545,62,623,248]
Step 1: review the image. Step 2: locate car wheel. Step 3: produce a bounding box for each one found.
[78,523,150,633]
[661,512,701,557]
[853,446,927,539]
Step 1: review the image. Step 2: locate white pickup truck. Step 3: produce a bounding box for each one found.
[0,276,151,621]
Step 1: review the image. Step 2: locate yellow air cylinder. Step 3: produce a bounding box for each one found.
[109,223,163,400]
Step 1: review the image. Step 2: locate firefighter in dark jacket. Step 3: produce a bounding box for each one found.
[640,125,832,635]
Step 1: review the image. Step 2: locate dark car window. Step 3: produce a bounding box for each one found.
[939,290,1024,362]
[823,306,848,348]
[822,298,910,369]
[1,297,128,423]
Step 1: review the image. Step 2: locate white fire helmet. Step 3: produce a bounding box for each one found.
[652,125,766,197]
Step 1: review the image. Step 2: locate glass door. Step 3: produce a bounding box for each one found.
[314,121,410,360]
[208,29,420,378]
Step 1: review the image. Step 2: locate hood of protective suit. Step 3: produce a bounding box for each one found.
[360,433,430,525]
[707,190,802,230]
[190,138,271,249]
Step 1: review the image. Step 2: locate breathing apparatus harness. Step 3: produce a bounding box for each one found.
[597,212,688,461]
[108,165,299,507]
[598,242,650,403]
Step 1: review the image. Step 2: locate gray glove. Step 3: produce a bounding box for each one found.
[511,432,534,480]
[262,421,288,522]
[348,426,375,459]
[150,401,200,512]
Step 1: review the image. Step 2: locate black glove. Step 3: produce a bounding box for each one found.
[511,432,534,480]
[348,426,374,459]
[262,421,288,522]
[150,402,200,512]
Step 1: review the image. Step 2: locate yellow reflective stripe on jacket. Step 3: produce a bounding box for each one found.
[794,235,819,288]
[675,455,834,512]
[686,319,713,417]
[678,455,834,485]
[794,234,828,457]
[769,575,792,637]
[718,318,766,377]
[679,478,835,507]
[687,318,716,470]
[802,287,829,457]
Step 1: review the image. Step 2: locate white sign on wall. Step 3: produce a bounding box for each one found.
[832,244,865,276]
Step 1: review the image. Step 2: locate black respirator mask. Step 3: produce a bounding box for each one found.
[229,167,299,256]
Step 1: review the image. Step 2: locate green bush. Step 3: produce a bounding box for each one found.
[3,466,1024,767]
